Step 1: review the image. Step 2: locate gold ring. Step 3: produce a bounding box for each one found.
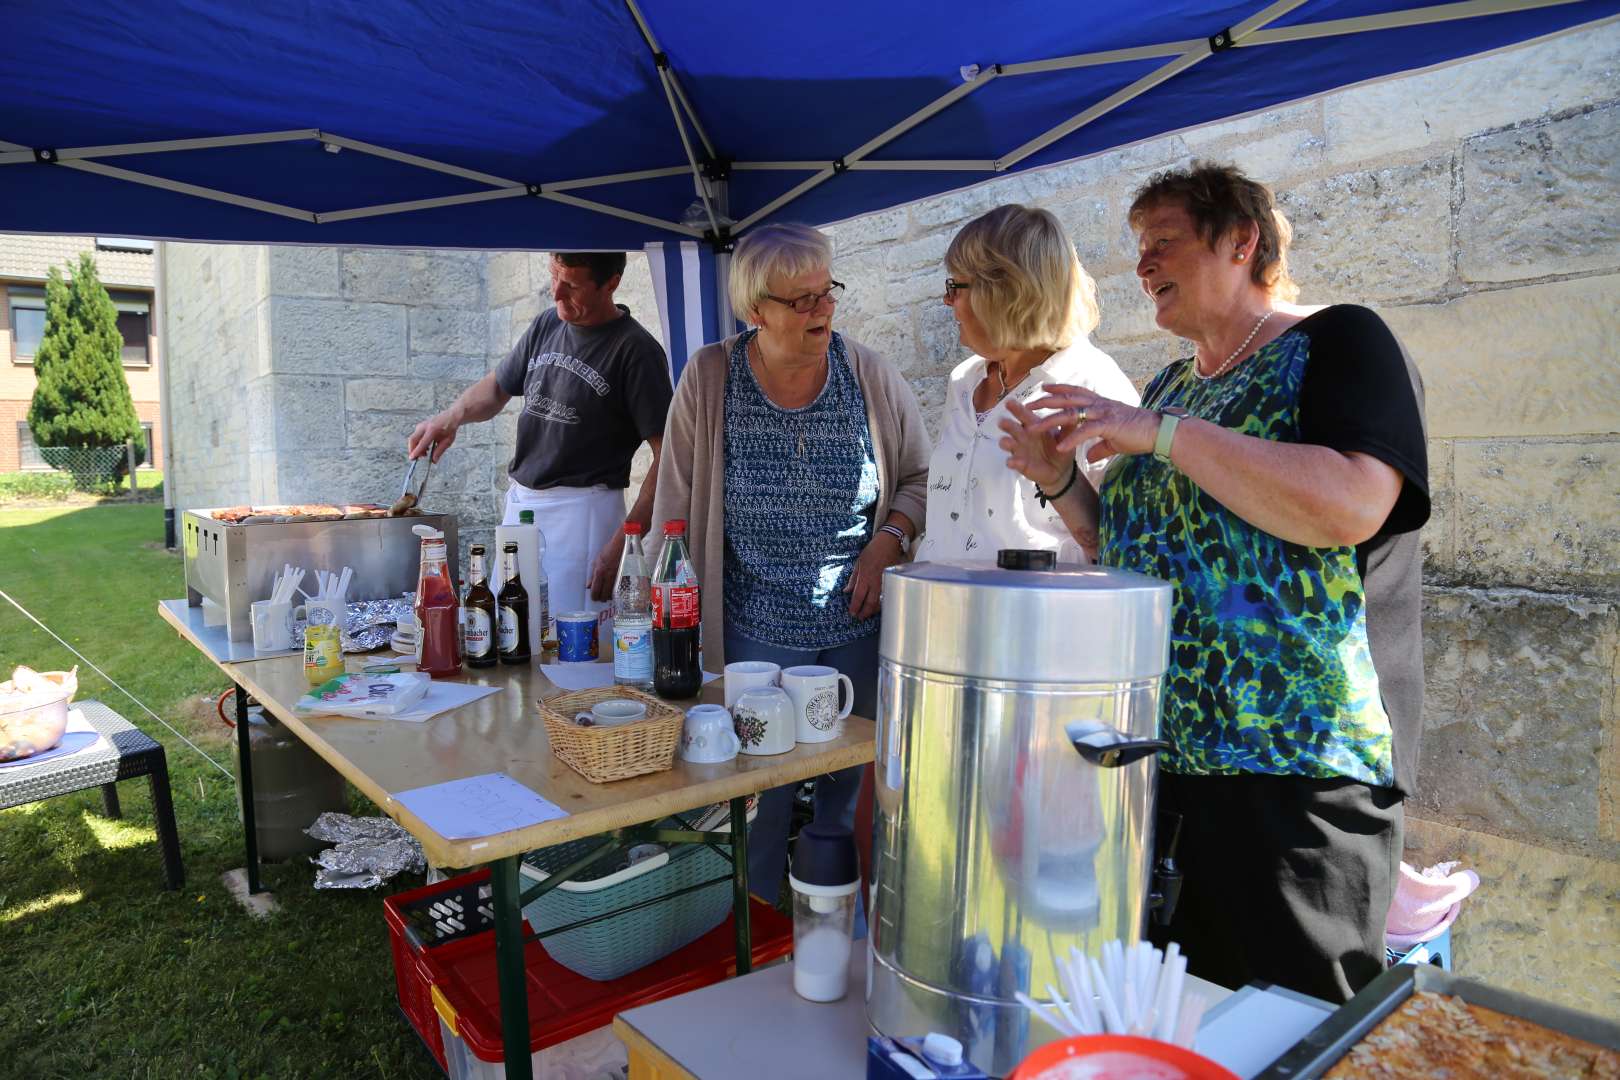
[1073,407,1088,423]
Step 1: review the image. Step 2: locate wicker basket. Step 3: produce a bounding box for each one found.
[539,687,683,783]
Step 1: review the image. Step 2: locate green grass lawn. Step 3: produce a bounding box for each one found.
[0,505,442,1079]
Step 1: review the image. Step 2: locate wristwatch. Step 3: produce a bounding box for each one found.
[878,523,911,554]
[1153,408,1187,464]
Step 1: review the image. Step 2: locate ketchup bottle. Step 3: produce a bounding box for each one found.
[412,524,462,679]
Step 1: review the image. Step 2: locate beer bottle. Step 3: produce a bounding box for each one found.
[464,545,498,668]
[497,541,531,665]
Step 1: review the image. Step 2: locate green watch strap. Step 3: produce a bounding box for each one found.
[1153,411,1182,464]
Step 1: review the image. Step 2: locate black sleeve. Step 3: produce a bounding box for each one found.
[494,310,552,398]
[618,326,674,443]
[1296,305,1431,537]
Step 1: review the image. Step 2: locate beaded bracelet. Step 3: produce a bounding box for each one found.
[1035,461,1079,508]
[878,523,908,546]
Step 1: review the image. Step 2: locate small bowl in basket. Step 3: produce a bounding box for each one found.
[539,687,684,783]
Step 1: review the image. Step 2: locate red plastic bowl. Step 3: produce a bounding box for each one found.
[1008,1035,1240,1080]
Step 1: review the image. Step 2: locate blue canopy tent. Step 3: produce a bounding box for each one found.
[4,5,1617,1077]
[3,0,1617,378]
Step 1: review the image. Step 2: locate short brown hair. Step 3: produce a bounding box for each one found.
[1128,162,1298,302]
[945,204,1099,352]
[554,251,627,287]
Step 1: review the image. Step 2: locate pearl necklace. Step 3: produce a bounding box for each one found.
[1194,311,1273,381]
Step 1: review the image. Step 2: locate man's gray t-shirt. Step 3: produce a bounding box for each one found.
[494,305,672,490]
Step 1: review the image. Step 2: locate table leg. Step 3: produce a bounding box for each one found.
[730,796,751,975]
[235,683,263,895]
[489,856,534,1080]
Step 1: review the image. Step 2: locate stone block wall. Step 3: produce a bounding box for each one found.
[824,22,1620,1013]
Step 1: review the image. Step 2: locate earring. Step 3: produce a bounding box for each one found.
[1235,253,1247,263]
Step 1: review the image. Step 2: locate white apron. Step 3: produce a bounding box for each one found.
[502,481,626,616]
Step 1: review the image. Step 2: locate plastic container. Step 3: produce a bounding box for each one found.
[788,823,861,1002]
[1387,926,1452,971]
[382,867,793,1076]
[0,667,75,762]
[519,806,758,981]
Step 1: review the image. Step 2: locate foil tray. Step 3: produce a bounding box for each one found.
[1257,962,1620,1078]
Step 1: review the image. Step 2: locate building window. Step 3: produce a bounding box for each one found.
[140,421,155,468]
[17,423,46,470]
[110,291,152,367]
[9,286,45,362]
[96,237,155,253]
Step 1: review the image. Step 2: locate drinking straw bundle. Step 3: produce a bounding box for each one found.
[269,564,305,605]
[1015,940,1210,1049]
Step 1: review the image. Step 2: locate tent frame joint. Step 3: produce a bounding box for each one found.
[702,156,733,182]
[525,183,543,197]
[34,147,58,164]
[653,51,670,70]
[832,157,849,174]
[704,226,734,254]
[1209,27,1236,51]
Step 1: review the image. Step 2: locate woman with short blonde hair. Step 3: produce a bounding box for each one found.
[914,203,1134,564]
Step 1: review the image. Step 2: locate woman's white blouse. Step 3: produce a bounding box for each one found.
[915,339,1140,564]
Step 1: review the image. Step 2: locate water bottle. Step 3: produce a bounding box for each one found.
[612,522,654,689]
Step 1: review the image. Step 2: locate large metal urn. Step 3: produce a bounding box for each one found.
[868,553,1173,1076]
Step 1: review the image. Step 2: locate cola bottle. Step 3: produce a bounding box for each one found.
[651,519,702,699]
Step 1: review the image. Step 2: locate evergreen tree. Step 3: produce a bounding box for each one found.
[27,253,144,482]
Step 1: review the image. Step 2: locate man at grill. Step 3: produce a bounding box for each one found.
[407,252,673,614]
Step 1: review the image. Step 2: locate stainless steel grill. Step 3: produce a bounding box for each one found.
[181,508,458,642]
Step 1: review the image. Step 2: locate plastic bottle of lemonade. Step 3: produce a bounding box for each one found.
[613,522,653,689]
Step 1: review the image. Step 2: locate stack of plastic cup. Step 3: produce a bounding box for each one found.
[789,823,861,1002]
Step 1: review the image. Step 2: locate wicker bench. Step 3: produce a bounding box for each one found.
[0,700,183,889]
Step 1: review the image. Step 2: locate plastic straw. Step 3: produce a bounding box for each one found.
[1088,954,1126,1034]
[1015,991,1073,1038]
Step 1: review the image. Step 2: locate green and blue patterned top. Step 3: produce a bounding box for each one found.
[1100,320,1400,787]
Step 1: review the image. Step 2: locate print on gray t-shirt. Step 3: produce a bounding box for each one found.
[494,305,672,490]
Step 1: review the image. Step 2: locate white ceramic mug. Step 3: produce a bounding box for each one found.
[681,704,740,763]
[724,660,781,710]
[781,665,855,743]
[293,598,345,632]
[733,687,796,756]
[250,600,294,652]
[574,698,648,728]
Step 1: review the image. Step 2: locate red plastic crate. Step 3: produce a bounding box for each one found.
[383,868,793,1069]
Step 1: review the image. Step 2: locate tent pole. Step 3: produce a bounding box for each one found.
[712,180,734,336]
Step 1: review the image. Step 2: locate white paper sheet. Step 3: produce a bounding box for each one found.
[1195,984,1334,1078]
[388,680,502,722]
[541,663,720,692]
[393,772,569,840]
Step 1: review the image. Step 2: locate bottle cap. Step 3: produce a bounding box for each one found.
[920,1033,964,1067]
[789,823,859,890]
[623,521,643,535]
[411,524,443,541]
[503,541,518,551]
[662,519,687,536]
[996,548,1055,571]
[519,510,534,524]
[470,543,485,554]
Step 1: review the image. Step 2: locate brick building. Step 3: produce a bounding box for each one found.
[0,233,163,473]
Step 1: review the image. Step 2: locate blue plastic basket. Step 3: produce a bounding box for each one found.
[519,811,748,982]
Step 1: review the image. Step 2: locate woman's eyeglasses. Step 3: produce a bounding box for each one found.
[944,278,973,304]
[764,281,845,314]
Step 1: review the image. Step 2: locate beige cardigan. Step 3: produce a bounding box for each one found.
[649,332,932,669]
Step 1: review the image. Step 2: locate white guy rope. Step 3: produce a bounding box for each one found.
[0,586,234,779]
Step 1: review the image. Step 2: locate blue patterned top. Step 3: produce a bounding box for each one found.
[1098,329,1394,787]
[723,330,881,649]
